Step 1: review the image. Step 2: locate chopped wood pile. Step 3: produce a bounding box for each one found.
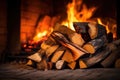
[27,22,120,70]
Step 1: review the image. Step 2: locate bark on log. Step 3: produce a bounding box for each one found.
[61,49,74,63]
[73,22,91,42]
[73,22,107,40]
[51,31,89,60]
[79,47,111,69]
[53,23,85,46]
[101,48,120,68]
[100,41,120,68]
[36,59,48,70]
[51,46,66,63]
[55,60,66,70]
[83,35,107,54]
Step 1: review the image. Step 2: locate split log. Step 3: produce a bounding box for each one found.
[51,31,89,61]
[51,46,66,63]
[88,22,107,39]
[79,47,111,69]
[55,60,67,70]
[27,49,46,62]
[46,45,59,57]
[26,60,33,66]
[73,22,91,42]
[67,61,76,70]
[53,23,85,46]
[41,36,57,50]
[73,22,107,39]
[83,35,107,54]
[61,49,74,63]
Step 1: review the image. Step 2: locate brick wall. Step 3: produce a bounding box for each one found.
[21,0,53,42]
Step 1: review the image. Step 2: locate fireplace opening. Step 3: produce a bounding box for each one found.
[0,0,119,70]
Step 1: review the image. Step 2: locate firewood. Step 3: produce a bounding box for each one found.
[41,36,57,50]
[79,47,111,69]
[88,22,107,39]
[61,49,74,63]
[55,60,66,70]
[51,46,66,63]
[112,39,120,46]
[101,50,120,68]
[115,58,120,68]
[73,22,107,40]
[27,49,46,62]
[46,45,59,57]
[47,62,53,70]
[68,33,85,46]
[26,60,33,66]
[53,23,85,46]
[101,46,120,68]
[51,31,89,60]
[83,35,107,54]
[67,61,76,70]
[73,22,91,42]
[36,59,48,70]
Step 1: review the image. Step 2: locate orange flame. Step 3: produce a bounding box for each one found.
[97,18,110,33]
[62,0,96,30]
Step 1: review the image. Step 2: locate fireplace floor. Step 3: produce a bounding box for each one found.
[0,63,120,80]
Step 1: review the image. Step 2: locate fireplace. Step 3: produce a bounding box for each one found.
[20,0,117,53]
[0,0,119,69]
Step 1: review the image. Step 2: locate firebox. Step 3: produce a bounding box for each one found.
[0,0,119,70]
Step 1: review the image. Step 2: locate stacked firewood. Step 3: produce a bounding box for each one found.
[26,22,120,70]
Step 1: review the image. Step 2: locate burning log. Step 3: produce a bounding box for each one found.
[53,23,85,46]
[79,46,111,69]
[82,35,107,54]
[51,31,89,61]
[51,46,66,63]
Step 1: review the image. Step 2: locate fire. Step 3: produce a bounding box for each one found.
[33,30,48,42]
[97,18,110,33]
[22,0,116,44]
[97,18,117,39]
[62,0,96,30]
